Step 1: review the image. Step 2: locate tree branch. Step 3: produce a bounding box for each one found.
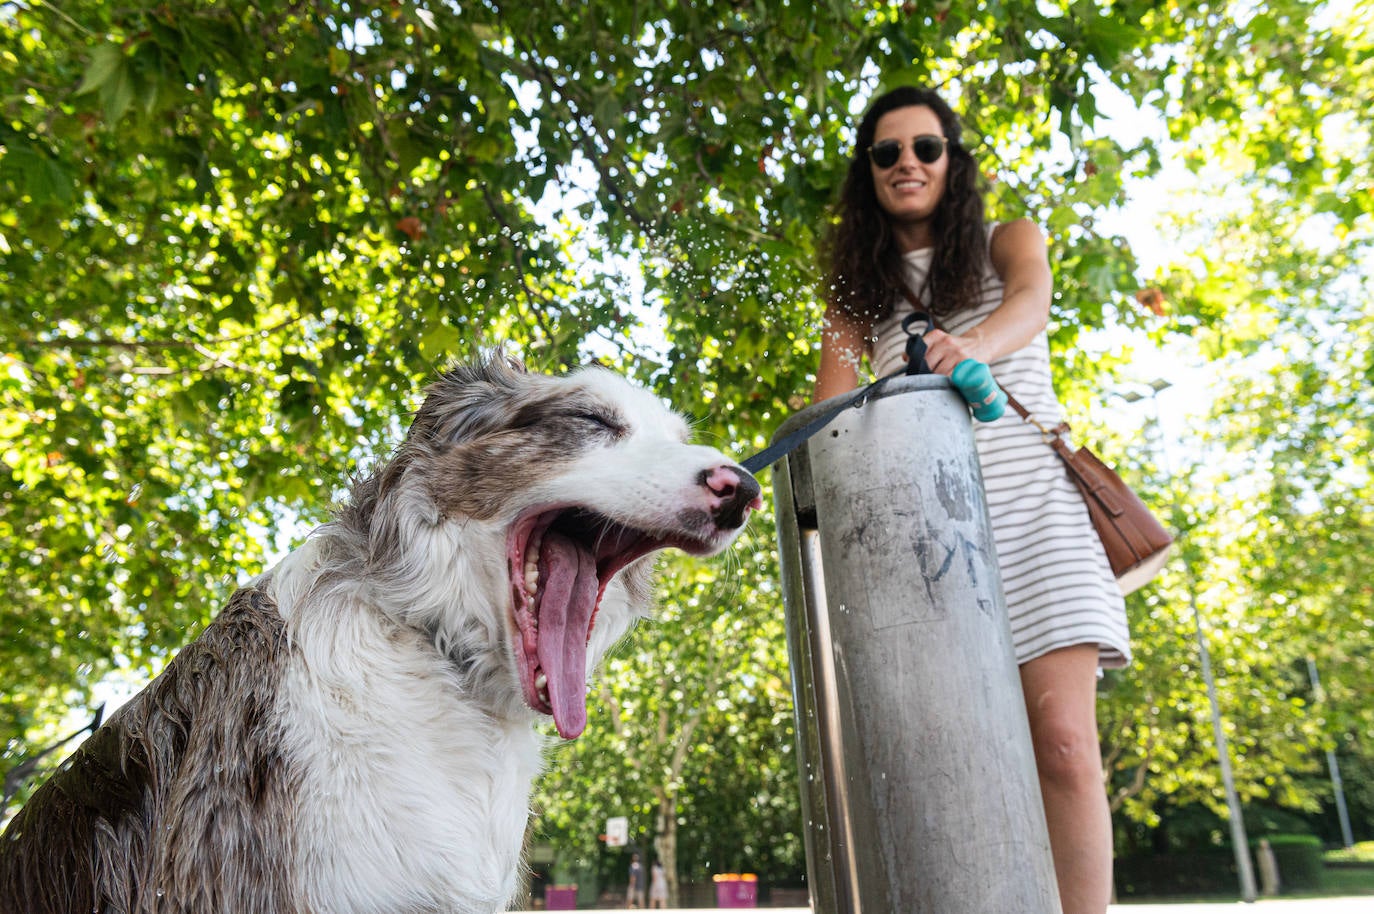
[509,40,658,239]
[30,315,306,352]
[1108,725,1156,814]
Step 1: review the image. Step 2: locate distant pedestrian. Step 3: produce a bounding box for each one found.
[648,859,668,909]
[626,852,643,909]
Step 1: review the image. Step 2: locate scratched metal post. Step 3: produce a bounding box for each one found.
[773,374,1061,914]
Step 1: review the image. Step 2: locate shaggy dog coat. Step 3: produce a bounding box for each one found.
[0,354,760,914]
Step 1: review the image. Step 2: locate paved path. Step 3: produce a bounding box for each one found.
[517,900,1372,913]
[1111,899,1372,912]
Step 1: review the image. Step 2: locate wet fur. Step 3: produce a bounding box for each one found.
[0,353,755,914]
[0,589,296,912]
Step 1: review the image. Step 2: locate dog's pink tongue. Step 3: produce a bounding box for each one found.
[536,531,599,740]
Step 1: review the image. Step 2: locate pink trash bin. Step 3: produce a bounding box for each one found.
[544,885,577,910]
[712,874,758,908]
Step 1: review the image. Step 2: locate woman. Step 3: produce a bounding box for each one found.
[647,859,668,909]
[815,86,1130,914]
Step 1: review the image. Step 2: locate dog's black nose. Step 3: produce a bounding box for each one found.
[699,465,763,529]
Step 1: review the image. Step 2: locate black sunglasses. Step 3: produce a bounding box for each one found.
[868,134,948,169]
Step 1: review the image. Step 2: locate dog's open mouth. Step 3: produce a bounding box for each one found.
[507,506,715,740]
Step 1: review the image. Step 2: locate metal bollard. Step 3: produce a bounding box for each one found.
[773,375,1061,914]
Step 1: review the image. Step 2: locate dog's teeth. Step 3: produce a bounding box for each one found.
[535,672,547,690]
[524,531,543,596]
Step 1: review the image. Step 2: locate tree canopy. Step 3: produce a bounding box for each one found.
[3,0,1370,894]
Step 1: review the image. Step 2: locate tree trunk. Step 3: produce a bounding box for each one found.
[654,791,679,908]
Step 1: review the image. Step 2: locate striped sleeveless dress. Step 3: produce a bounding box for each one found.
[869,240,1131,668]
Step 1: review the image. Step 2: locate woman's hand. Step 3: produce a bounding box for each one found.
[919,327,987,376]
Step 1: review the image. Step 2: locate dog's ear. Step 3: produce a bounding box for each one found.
[410,348,536,446]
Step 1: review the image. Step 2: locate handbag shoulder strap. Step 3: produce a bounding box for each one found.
[1003,390,1069,439]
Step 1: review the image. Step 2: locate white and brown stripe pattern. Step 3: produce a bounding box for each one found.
[871,240,1130,668]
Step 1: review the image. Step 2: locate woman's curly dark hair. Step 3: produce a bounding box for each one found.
[822,86,988,324]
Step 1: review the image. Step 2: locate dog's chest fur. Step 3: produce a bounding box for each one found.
[268,548,543,912]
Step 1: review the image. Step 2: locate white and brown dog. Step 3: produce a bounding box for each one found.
[0,353,761,914]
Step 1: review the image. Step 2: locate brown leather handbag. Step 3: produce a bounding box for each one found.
[1005,393,1174,595]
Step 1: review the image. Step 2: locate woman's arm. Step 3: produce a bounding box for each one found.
[814,305,870,402]
[921,218,1053,375]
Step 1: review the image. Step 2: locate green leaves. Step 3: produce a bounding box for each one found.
[73,42,131,119]
[3,0,1371,869]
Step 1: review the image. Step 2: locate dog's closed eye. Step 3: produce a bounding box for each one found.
[575,412,625,437]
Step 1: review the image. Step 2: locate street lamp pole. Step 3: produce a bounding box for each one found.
[1305,657,1356,848]
[1122,380,1257,903]
[1184,572,1258,901]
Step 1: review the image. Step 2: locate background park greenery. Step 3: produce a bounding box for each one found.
[2,0,1370,903]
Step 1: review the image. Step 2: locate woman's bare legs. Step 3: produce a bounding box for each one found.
[1020,644,1113,914]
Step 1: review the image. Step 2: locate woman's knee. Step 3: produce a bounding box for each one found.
[1020,645,1104,792]
[1032,718,1103,791]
